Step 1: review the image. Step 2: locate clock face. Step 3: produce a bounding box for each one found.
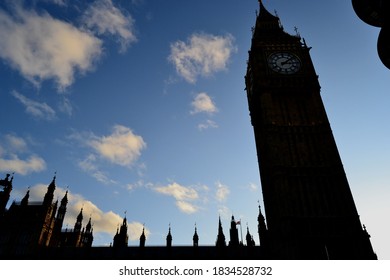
[268,52,301,74]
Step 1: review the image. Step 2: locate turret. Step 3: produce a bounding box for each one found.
[140,227,146,247]
[57,191,68,221]
[246,227,255,247]
[166,225,172,248]
[43,175,56,207]
[215,216,226,247]
[49,191,68,247]
[113,215,128,248]
[257,205,267,247]
[229,215,240,247]
[193,224,199,247]
[21,189,30,207]
[82,217,93,247]
[74,208,83,233]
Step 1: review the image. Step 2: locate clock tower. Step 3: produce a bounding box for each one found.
[245,1,377,259]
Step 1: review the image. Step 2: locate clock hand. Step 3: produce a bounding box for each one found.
[281,58,293,65]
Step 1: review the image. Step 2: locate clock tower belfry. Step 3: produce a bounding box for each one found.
[245,1,377,259]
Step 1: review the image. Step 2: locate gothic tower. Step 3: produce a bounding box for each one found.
[166,225,172,248]
[113,216,128,248]
[50,191,68,247]
[193,225,199,247]
[215,217,226,247]
[245,1,377,259]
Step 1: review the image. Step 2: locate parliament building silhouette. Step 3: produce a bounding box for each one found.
[0,1,377,260]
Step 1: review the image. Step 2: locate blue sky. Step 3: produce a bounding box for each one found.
[0,0,389,259]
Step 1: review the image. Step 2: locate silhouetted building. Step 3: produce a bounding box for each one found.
[245,1,377,259]
[0,175,93,257]
[0,1,378,260]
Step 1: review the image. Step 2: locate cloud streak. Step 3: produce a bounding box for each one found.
[12,91,56,120]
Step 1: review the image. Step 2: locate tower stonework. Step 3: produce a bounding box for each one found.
[245,1,377,259]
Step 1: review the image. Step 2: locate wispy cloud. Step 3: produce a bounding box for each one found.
[78,154,116,184]
[58,96,73,116]
[216,181,230,202]
[83,0,137,53]
[198,120,218,131]
[191,92,218,115]
[69,125,146,183]
[0,5,102,91]
[169,33,237,83]
[0,134,46,175]
[41,0,67,6]
[11,91,56,120]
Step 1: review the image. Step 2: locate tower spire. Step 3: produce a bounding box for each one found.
[193,223,199,247]
[43,174,56,207]
[140,226,146,247]
[74,207,83,233]
[166,224,172,247]
[21,188,30,206]
[216,216,226,247]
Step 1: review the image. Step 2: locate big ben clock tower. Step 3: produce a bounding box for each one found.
[246,1,377,259]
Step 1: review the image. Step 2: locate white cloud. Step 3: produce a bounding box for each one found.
[88,125,146,167]
[0,135,46,175]
[154,182,200,214]
[69,125,146,182]
[216,181,230,202]
[176,200,198,214]
[155,182,199,201]
[83,0,137,53]
[27,184,149,241]
[169,33,237,83]
[12,91,56,120]
[127,221,150,241]
[248,182,259,192]
[191,92,218,115]
[0,5,102,90]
